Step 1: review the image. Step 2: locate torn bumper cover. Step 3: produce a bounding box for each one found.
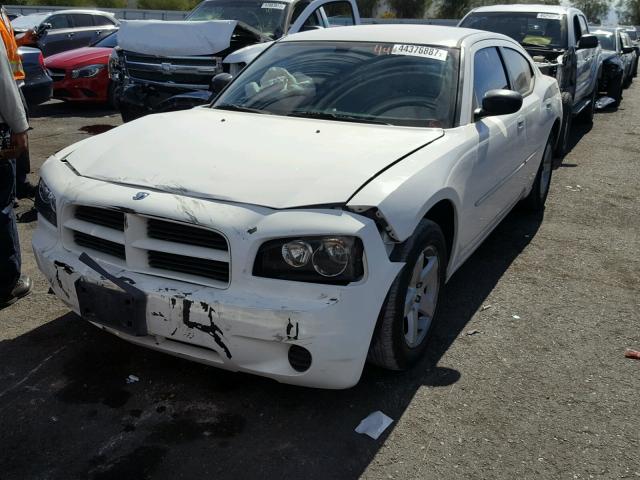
[32,159,402,389]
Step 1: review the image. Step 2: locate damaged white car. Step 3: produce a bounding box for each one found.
[33,25,562,389]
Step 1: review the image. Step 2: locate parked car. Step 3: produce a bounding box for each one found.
[33,25,562,389]
[11,10,118,57]
[18,46,52,106]
[45,31,118,105]
[592,27,636,106]
[620,30,638,80]
[110,0,360,122]
[459,4,601,157]
[623,26,639,76]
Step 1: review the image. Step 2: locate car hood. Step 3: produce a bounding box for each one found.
[45,47,112,68]
[63,108,444,209]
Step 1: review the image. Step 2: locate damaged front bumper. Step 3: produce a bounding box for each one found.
[32,158,402,389]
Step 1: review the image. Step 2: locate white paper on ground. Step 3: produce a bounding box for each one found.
[118,19,238,56]
[355,411,393,439]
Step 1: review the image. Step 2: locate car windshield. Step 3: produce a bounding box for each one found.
[11,13,49,29]
[593,30,616,51]
[460,12,568,49]
[213,41,459,128]
[627,29,638,41]
[91,31,118,48]
[187,0,289,39]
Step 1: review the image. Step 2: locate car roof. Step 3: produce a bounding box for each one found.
[469,4,576,15]
[282,24,505,48]
[48,9,116,16]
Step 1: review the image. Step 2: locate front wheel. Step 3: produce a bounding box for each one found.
[368,220,447,370]
[555,92,573,158]
[522,137,554,212]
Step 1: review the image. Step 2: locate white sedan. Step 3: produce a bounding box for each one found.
[33,25,562,389]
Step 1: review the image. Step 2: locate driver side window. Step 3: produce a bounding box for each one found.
[473,47,509,109]
[291,1,321,28]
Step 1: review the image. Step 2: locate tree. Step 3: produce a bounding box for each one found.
[389,0,431,18]
[570,0,612,23]
[617,0,640,23]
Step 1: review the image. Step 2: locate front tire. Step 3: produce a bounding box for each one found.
[555,92,573,158]
[368,220,447,370]
[523,136,554,212]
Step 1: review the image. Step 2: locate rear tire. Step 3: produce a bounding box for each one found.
[523,137,554,212]
[609,73,623,108]
[555,92,573,158]
[577,84,596,124]
[368,220,447,371]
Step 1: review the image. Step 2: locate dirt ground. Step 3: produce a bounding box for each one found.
[0,85,638,480]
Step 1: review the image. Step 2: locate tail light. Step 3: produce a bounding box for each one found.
[38,52,45,68]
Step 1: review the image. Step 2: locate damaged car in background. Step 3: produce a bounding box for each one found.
[460,4,600,157]
[592,27,637,107]
[33,25,562,389]
[109,0,360,121]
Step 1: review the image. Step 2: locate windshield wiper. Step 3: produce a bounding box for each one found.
[288,110,392,126]
[214,104,269,114]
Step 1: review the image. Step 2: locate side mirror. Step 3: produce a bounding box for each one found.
[622,46,635,54]
[475,89,523,119]
[577,34,599,50]
[209,72,233,94]
[36,23,52,36]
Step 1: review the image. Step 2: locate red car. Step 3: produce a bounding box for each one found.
[45,31,117,105]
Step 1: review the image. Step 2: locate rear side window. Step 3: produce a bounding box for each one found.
[473,47,509,107]
[501,48,534,95]
[93,15,115,26]
[71,14,94,27]
[48,14,71,29]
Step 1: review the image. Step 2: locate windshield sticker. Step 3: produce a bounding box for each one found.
[537,13,562,20]
[391,44,448,61]
[262,2,286,9]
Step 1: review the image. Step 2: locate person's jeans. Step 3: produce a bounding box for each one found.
[16,89,31,190]
[0,159,20,296]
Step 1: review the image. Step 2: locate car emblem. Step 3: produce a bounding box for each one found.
[133,192,150,200]
[161,62,172,74]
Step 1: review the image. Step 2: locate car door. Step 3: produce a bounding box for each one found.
[91,14,117,43]
[69,13,99,49]
[288,0,359,33]
[462,43,528,243]
[38,13,74,56]
[572,13,594,102]
[500,46,545,190]
[620,32,634,77]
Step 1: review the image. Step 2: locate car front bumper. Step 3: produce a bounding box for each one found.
[52,71,110,103]
[33,157,403,389]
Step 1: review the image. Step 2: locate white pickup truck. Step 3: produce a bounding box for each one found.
[110,0,360,121]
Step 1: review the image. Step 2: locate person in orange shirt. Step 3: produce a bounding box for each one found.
[1,5,37,199]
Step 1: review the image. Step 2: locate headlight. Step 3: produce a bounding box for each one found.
[254,236,364,285]
[108,50,122,80]
[71,64,105,79]
[35,179,57,226]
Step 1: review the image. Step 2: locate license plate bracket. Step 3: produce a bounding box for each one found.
[74,253,148,336]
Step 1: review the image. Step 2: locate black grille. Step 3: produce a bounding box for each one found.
[147,219,228,251]
[47,67,66,82]
[148,251,229,283]
[74,232,126,259]
[76,206,125,231]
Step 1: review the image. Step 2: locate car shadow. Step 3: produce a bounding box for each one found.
[553,120,593,169]
[0,209,544,479]
[29,100,116,119]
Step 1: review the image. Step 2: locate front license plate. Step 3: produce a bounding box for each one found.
[75,278,148,336]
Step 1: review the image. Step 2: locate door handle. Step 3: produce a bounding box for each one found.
[67,32,74,37]
[545,102,553,111]
[517,119,525,130]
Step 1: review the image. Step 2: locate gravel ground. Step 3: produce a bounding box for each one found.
[0,86,638,480]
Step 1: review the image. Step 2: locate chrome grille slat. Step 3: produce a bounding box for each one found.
[66,205,230,287]
[123,51,221,89]
[148,251,229,283]
[74,231,126,259]
[75,206,125,231]
[147,219,228,250]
